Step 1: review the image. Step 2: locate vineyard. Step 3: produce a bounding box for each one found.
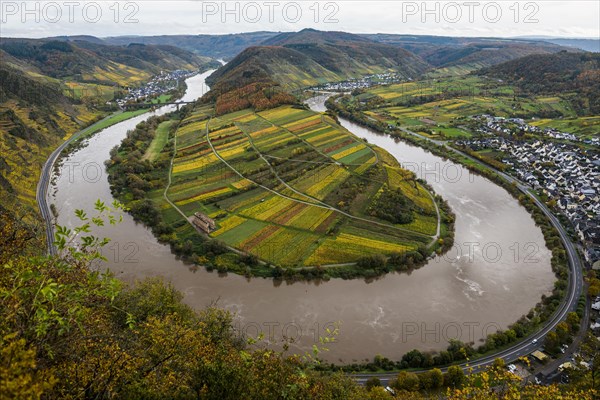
[353,75,576,139]
[158,104,441,268]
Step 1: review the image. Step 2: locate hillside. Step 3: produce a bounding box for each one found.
[204,29,430,112]
[53,31,578,72]
[103,31,279,60]
[0,38,218,82]
[0,39,218,222]
[519,37,600,53]
[363,34,573,70]
[206,45,341,90]
[478,52,600,114]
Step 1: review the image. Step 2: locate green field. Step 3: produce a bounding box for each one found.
[353,75,578,140]
[143,120,176,161]
[150,94,174,104]
[81,109,151,138]
[529,116,600,140]
[154,104,440,268]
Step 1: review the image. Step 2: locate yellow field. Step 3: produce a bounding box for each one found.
[332,144,366,160]
[211,214,247,237]
[241,196,296,221]
[173,153,219,174]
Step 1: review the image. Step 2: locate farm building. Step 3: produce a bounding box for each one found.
[192,212,216,234]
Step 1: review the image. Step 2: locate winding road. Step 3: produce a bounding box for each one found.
[345,122,585,384]
[36,111,124,256]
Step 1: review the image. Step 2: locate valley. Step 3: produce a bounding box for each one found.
[1,18,599,399]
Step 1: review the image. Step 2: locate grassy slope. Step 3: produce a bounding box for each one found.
[143,120,176,161]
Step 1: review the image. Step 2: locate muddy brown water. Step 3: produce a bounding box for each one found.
[50,77,554,363]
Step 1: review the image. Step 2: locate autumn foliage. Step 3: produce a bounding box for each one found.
[1,204,598,399]
[214,82,297,116]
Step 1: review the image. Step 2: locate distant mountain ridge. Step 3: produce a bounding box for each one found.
[46,31,582,67]
[103,32,278,60]
[362,34,577,69]
[206,29,430,92]
[515,37,599,53]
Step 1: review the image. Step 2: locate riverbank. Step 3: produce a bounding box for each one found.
[105,100,456,280]
[47,73,556,363]
[38,72,208,254]
[324,93,584,371]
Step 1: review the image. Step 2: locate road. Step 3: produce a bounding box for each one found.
[345,124,585,385]
[37,101,585,384]
[36,112,124,256]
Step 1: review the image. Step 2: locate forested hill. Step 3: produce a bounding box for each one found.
[0,38,218,80]
[207,29,429,90]
[206,29,429,113]
[203,29,429,115]
[362,34,573,70]
[478,52,600,114]
[0,38,218,220]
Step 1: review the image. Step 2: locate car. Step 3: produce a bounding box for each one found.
[532,338,538,344]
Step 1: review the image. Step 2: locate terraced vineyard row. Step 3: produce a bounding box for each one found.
[161,104,440,268]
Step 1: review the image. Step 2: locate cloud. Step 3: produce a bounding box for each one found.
[1,1,598,39]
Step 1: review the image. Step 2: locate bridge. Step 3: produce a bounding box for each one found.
[120,101,196,111]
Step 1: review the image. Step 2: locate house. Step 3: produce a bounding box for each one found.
[192,212,216,234]
[558,362,573,372]
[531,350,548,362]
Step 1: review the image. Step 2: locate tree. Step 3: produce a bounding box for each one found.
[366,386,393,400]
[402,349,426,368]
[1,204,376,399]
[544,331,560,354]
[365,377,381,391]
[393,371,420,392]
[555,321,570,343]
[445,360,596,399]
[492,358,506,370]
[429,368,444,389]
[588,277,600,297]
[571,333,600,393]
[566,312,580,333]
[444,365,466,388]
[419,368,443,390]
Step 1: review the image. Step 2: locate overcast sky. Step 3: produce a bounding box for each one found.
[1,1,598,39]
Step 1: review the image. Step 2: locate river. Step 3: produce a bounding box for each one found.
[49,74,555,362]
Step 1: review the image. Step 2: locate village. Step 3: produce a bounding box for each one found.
[469,114,599,146]
[456,115,600,272]
[309,72,407,92]
[115,69,194,108]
